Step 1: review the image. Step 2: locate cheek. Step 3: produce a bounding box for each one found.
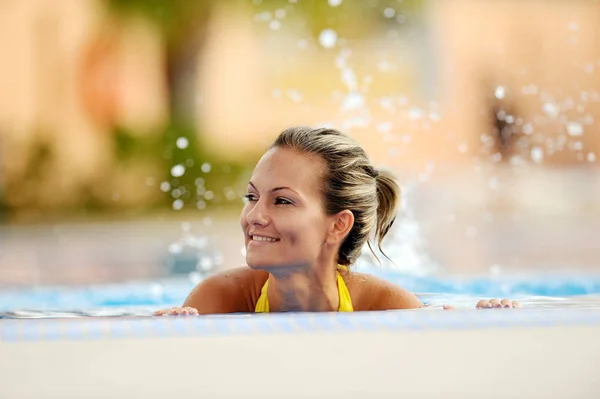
[285,212,328,246]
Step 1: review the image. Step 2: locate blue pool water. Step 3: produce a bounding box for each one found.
[2,267,600,317]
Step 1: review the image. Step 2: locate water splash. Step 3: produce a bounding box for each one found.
[318,29,338,49]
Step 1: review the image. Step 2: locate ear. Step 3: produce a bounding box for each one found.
[326,210,354,244]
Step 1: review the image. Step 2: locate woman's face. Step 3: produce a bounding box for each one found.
[240,147,333,270]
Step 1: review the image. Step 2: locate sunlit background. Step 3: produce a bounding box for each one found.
[1,0,599,291]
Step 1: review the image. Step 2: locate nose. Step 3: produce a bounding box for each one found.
[245,199,269,227]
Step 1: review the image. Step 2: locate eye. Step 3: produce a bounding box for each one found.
[274,197,293,205]
[243,194,257,203]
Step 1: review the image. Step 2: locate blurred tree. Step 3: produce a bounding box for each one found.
[105,0,213,122]
[101,0,424,213]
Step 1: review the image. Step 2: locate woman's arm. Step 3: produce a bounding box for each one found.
[349,274,424,311]
[155,267,264,315]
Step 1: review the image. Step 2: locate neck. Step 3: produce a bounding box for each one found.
[266,262,340,312]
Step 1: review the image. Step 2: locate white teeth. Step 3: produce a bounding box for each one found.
[252,235,278,242]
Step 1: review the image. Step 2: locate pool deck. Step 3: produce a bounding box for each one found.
[2,309,600,398]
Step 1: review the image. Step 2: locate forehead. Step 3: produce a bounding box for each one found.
[251,147,326,193]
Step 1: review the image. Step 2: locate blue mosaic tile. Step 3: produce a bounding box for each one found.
[2,309,600,342]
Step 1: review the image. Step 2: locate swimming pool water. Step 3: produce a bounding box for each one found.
[2,267,600,317]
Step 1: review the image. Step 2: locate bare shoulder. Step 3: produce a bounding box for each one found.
[183,267,268,314]
[345,272,423,311]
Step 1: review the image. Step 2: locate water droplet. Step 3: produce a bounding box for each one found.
[201,163,211,173]
[377,60,394,72]
[340,68,357,90]
[521,85,538,95]
[490,264,502,276]
[225,187,237,201]
[522,123,534,135]
[408,107,424,120]
[341,92,364,111]
[274,8,286,18]
[150,284,163,298]
[254,11,271,22]
[171,189,182,199]
[458,142,468,153]
[169,243,183,254]
[269,20,281,30]
[572,141,583,151]
[318,29,337,49]
[188,271,202,285]
[504,115,515,124]
[588,152,596,162]
[530,146,544,163]
[176,137,189,149]
[566,122,583,136]
[297,39,308,49]
[494,85,506,99]
[172,199,184,211]
[380,97,395,112]
[195,178,205,186]
[383,7,396,18]
[491,152,502,163]
[429,111,440,121]
[197,256,214,272]
[204,191,214,200]
[160,182,171,192]
[197,200,206,210]
[146,177,155,186]
[287,89,303,103]
[510,155,525,166]
[171,164,186,178]
[376,122,392,133]
[328,0,342,6]
[543,102,559,118]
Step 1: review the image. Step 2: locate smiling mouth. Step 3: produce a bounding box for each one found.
[250,235,280,243]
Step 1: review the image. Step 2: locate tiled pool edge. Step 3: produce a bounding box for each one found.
[2,308,600,342]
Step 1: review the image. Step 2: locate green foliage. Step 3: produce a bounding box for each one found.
[255,0,424,37]
[112,122,254,212]
[104,0,212,49]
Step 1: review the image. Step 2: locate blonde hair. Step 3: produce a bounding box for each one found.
[271,126,399,266]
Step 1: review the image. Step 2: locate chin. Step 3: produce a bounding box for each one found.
[245,257,278,270]
[245,256,309,271]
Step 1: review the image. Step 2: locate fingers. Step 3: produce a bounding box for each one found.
[476,299,520,309]
[153,307,199,316]
[476,299,491,308]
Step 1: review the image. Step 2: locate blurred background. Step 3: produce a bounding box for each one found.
[1,0,599,288]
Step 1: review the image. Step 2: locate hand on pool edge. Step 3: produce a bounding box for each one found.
[440,299,520,310]
[476,299,520,309]
[153,306,199,316]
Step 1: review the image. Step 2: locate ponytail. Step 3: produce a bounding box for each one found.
[372,169,400,261]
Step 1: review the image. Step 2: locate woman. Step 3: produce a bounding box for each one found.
[156,127,517,315]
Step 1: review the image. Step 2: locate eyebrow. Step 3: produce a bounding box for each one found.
[248,181,296,194]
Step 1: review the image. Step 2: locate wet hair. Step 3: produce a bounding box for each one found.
[270,126,399,266]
